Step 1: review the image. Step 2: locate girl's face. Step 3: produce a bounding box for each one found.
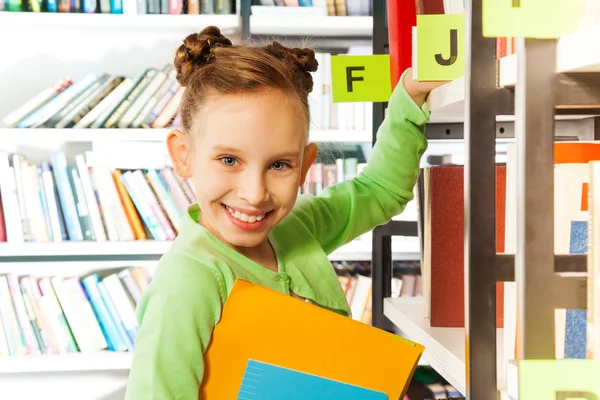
[168,90,317,250]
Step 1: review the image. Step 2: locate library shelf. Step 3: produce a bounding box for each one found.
[0,351,132,374]
[0,12,240,33]
[427,23,600,122]
[249,15,372,37]
[383,296,505,396]
[0,236,419,264]
[500,23,600,87]
[0,128,373,144]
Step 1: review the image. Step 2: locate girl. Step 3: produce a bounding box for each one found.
[125,26,442,399]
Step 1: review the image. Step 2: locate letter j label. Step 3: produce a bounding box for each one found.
[416,14,465,81]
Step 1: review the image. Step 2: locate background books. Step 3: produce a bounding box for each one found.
[1,50,372,133]
[250,0,373,17]
[0,0,233,14]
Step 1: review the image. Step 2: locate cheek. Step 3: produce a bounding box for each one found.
[191,158,231,202]
[271,173,301,207]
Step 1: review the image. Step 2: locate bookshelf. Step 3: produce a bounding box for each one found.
[0,11,240,32]
[0,352,132,374]
[0,236,420,263]
[427,22,600,123]
[249,15,372,38]
[375,1,599,399]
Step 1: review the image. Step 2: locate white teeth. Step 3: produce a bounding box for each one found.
[225,206,266,223]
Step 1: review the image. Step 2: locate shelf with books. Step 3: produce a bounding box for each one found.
[0,11,240,33]
[427,23,600,123]
[249,15,372,38]
[0,351,133,374]
[383,296,506,397]
[499,23,600,87]
[0,128,373,144]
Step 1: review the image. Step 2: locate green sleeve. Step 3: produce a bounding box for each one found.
[125,255,225,400]
[293,71,429,254]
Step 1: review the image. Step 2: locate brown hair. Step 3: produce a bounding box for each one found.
[173,26,318,136]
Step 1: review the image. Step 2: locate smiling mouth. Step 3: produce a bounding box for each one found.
[223,204,271,224]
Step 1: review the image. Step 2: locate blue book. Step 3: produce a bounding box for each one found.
[50,152,83,241]
[97,281,135,351]
[566,220,587,359]
[81,275,128,352]
[237,360,388,400]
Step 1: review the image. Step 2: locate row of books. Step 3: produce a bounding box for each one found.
[0,149,375,243]
[252,0,372,17]
[2,65,182,130]
[336,272,422,325]
[0,151,196,243]
[0,266,152,356]
[0,262,421,356]
[0,0,233,13]
[2,51,373,132]
[300,158,363,196]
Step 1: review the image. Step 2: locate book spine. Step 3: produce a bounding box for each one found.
[68,166,96,241]
[0,276,27,355]
[146,169,182,232]
[0,153,25,243]
[102,275,138,346]
[132,170,176,240]
[118,270,142,305]
[104,69,156,128]
[120,171,166,240]
[36,166,54,242]
[96,280,134,351]
[38,277,78,353]
[7,275,42,355]
[19,278,52,354]
[75,155,107,242]
[11,154,31,241]
[50,152,83,241]
[84,78,133,129]
[118,71,166,128]
[112,170,147,240]
[41,163,68,241]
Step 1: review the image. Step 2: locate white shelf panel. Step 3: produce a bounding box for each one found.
[249,15,372,37]
[0,128,372,145]
[0,12,239,34]
[0,351,132,374]
[383,297,504,396]
[0,236,419,265]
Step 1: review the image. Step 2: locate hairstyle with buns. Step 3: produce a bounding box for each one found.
[174,26,318,136]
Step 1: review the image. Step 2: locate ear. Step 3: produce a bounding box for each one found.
[166,129,193,178]
[299,142,318,186]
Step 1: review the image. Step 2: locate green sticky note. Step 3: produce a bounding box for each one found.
[330,55,392,103]
[482,0,579,38]
[519,360,600,399]
[416,14,465,82]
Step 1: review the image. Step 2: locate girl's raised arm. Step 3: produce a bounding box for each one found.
[292,69,442,255]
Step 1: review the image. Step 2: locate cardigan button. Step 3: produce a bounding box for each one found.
[278,273,290,283]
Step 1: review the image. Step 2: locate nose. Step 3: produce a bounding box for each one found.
[237,169,268,206]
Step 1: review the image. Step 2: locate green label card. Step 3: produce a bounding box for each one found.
[482,0,579,38]
[520,360,600,399]
[330,55,392,103]
[416,14,465,82]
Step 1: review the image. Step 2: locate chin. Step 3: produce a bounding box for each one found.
[221,231,269,249]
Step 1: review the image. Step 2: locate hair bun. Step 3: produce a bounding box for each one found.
[174,26,233,87]
[263,42,318,93]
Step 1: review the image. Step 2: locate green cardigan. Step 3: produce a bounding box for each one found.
[125,71,429,399]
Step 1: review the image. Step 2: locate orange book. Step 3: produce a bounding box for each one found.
[200,280,424,399]
[112,170,147,240]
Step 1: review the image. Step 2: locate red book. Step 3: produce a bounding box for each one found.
[387,0,416,88]
[428,165,506,328]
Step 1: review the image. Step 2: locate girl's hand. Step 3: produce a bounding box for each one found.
[402,68,448,108]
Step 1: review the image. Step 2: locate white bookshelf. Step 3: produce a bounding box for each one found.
[0,12,240,33]
[249,15,372,37]
[427,23,600,123]
[383,296,506,397]
[0,128,373,144]
[0,352,132,374]
[0,235,419,265]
